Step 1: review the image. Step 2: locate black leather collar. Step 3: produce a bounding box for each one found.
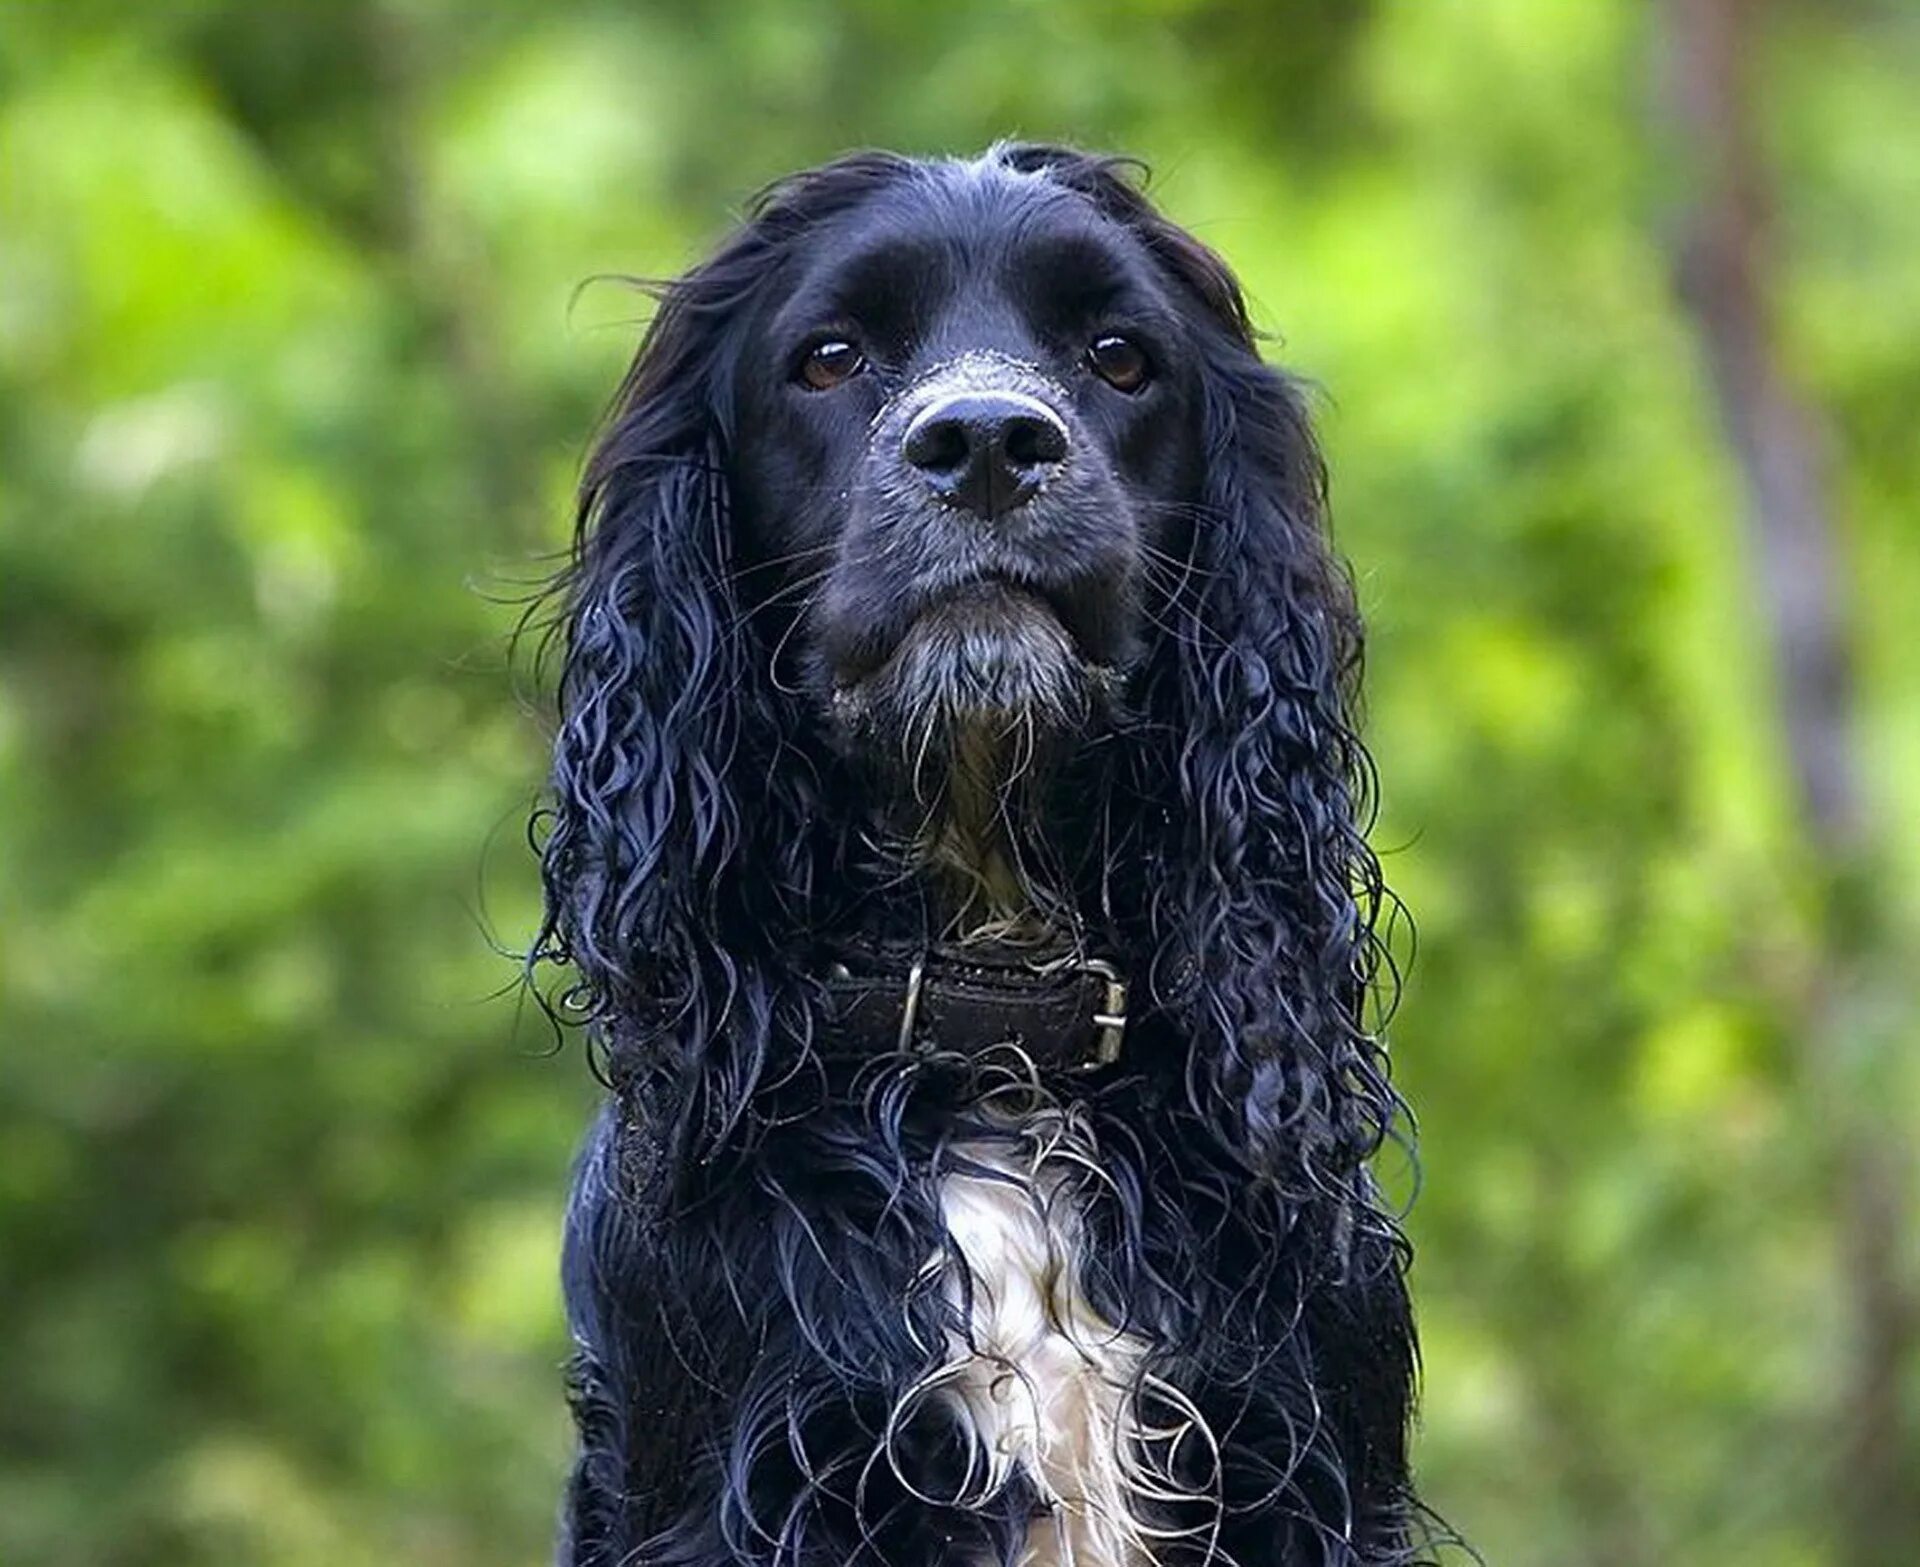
[818,941,1129,1072]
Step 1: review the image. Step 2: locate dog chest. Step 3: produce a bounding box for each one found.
[931,1124,1155,1567]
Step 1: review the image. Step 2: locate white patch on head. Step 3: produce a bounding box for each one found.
[897,1102,1218,1567]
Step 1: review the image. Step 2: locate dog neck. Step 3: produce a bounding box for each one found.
[915,717,1061,940]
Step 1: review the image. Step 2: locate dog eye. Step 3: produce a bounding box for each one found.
[1088,334,1151,393]
[798,339,866,390]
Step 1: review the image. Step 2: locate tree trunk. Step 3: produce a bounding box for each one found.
[1660,2,1913,1562]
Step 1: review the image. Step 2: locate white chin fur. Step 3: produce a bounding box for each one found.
[834,585,1099,742]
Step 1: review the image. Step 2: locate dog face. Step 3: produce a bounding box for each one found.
[728,161,1208,787]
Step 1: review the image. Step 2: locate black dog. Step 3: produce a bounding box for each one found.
[532,144,1423,1567]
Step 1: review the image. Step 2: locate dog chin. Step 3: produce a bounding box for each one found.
[831,583,1112,765]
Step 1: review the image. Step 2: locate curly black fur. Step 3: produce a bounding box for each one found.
[529,145,1430,1567]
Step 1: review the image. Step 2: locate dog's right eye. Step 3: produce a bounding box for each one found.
[797,339,866,391]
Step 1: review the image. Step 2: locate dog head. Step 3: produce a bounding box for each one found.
[725,158,1212,796]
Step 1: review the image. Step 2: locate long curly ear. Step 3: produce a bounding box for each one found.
[1153,352,1399,1203]
[529,278,809,1153]
[533,153,923,1169]
[1014,145,1402,1198]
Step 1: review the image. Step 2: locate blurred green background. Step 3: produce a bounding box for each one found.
[3,1,1917,1563]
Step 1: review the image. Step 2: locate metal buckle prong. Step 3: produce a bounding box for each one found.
[897,954,928,1054]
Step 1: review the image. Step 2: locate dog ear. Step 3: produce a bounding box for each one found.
[996,145,1400,1195]
[532,153,925,1170]
[1026,147,1402,1199]
[530,270,811,1151]
[1151,348,1400,1200]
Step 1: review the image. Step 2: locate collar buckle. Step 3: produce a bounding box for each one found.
[1028,953,1129,1069]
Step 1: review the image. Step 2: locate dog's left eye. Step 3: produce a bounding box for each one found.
[1088,334,1151,393]
[797,339,866,390]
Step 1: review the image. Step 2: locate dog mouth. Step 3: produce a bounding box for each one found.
[827,574,1117,745]
[914,576,1084,657]
[832,575,1101,695]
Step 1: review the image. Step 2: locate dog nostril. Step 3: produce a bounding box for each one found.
[1001,413,1067,470]
[903,416,971,476]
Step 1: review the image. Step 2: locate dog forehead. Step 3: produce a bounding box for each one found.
[781,161,1137,318]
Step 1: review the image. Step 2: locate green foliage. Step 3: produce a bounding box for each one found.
[2,3,1915,1563]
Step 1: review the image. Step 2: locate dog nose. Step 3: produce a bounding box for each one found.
[901,392,1069,519]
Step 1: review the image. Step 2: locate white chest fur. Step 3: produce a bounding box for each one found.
[921,1111,1204,1567]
